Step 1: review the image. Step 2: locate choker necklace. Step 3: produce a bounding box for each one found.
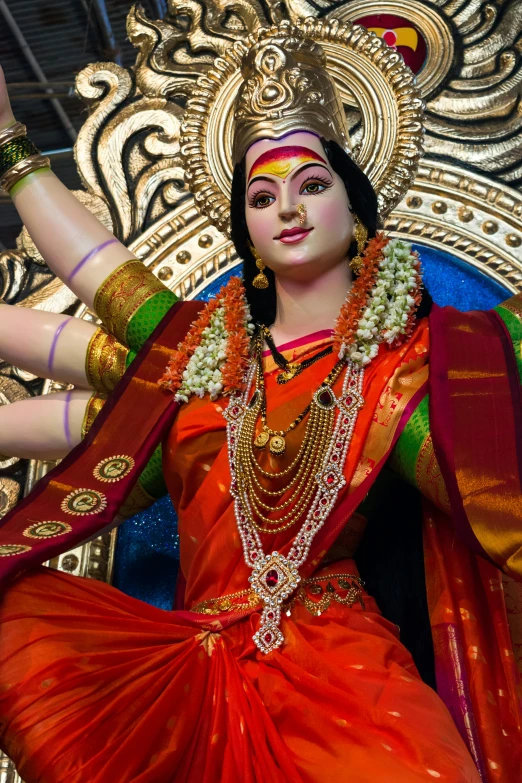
[224,352,365,654]
[258,324,333,384]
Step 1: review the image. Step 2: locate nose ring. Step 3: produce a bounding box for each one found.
[296,203,307,226]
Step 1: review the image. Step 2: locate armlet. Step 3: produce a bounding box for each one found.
[388,395,450,513]
[94,260,179,352]
[494,293,522,383]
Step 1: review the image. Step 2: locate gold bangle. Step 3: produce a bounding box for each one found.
[85,328,129,394]
[0,153,51,194]
[93,260,166,344]
[0,122,27,146]
[81,391,107,440]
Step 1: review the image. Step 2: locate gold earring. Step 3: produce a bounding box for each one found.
[296,203,307,226]
[250,245,269,289]
[349,218,368,273]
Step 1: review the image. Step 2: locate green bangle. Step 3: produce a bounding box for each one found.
[0,136,40,178]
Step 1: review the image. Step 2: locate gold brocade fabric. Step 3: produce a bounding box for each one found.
[85,328,128,394]
[93,260,165,344]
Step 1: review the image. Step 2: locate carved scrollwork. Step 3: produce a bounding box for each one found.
[0,250,28,303]
[128,1,270,100]
[75,61,187,243]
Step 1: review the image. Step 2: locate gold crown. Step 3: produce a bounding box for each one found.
[232,35,351,164]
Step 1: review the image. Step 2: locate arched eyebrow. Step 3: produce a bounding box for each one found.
[248,162,331,188]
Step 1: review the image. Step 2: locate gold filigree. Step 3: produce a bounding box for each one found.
[181,18,424,234]
[61,489,107,517]
[233,33,351,162]
[85,328,129,394]
[93,260,167,343]
[23,521,72,539]
[0,544,31,557]
[93,456,135,483]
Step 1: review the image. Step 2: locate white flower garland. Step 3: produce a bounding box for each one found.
[344,238,421,366]
[176,238,420,399]
[175,305,254,403]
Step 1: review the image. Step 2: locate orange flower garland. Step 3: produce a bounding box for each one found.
[333,233,388,359]
[160,234,422,401]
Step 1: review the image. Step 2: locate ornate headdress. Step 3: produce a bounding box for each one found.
[181,19,424,236]
[232,34,351,164]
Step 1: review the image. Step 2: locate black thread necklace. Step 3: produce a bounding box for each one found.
[258,323,333,384]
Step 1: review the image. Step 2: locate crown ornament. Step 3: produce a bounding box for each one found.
[232,35,351,164]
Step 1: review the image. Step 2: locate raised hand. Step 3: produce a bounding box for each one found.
[0,65,15,130]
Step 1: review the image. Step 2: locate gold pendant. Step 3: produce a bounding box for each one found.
[269,435,286,456]
[254,431,270,449]
[277,363,300,384]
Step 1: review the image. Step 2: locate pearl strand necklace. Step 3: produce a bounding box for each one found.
[223,357,365,654]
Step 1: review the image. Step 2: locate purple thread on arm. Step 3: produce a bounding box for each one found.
[68,238,119,282]
[48,317,72,374]
[63,390,74,450]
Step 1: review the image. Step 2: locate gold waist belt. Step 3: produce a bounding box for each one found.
[191,573,365,618]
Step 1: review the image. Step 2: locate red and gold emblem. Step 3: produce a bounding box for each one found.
[23,521,73,539]
[356,14,427,74]
[94,455,135,483]
[0,544,32,557]
[61,488,107,516]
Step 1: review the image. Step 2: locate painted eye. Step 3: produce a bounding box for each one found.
[300,179,330,195]
[252,193,275,209]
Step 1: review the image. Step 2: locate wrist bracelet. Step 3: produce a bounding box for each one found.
[0,153,51,194]
[0,123,51,194]
[0,121,26,145]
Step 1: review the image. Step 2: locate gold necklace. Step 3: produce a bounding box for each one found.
[254,336,343,457]
[236,348,345,534]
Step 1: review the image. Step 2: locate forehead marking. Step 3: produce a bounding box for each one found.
[248,146,326,182]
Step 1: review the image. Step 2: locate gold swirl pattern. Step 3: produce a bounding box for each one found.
[23,521,72,539]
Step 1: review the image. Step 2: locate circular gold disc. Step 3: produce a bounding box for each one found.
[269,435,286,456]
[254,431,270,449]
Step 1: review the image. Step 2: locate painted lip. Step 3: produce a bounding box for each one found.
[275,226,314,244]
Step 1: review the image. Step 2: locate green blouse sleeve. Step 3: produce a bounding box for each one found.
[388,395,450,513]
[494,293,522,382]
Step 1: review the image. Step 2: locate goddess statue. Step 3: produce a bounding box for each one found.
[0,18,521,783]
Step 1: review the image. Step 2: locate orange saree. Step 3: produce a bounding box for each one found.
[0,321,481,783]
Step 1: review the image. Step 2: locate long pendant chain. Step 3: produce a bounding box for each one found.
[224,359,365,654]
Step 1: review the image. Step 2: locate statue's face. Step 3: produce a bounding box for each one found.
[244,131,354,281]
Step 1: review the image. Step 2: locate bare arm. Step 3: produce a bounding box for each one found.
[0,66,134,309]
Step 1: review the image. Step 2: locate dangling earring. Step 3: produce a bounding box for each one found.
[296,203,307,226]
[349,218,368,273]
[250,244,269,289]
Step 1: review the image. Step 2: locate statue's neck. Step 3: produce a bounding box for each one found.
[269,261,352,347]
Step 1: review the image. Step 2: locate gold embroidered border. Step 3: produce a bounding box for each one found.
[500,293,522,323]
[415,433,450,514]
[85,328,128,394]
[81,392,107,440]
[93,260,166,344]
